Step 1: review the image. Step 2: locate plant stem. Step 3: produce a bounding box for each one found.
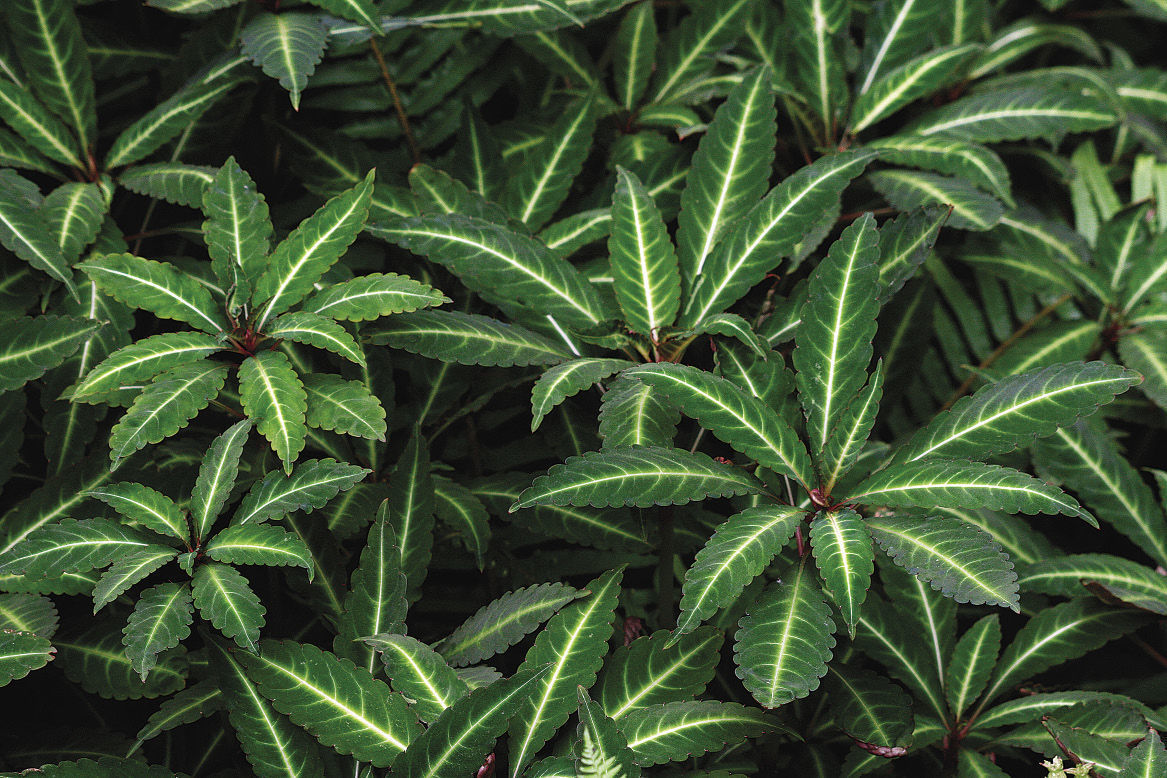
[369,38,419,165]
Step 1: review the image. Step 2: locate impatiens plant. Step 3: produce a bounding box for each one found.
[2,0,1167,776]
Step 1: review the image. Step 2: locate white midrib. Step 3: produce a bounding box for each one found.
[630,187,659,331]
[919,106,1108,136]
[853,51,958,132]
[858,0,916,94]
[88,264,223,333]
[818,245,860,449]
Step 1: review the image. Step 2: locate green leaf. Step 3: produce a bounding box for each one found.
[389,666,551,778]
[307,0,380,29]
[233,458,369,525]
[120,163,217,208]
[624,363,814,488]
[0,629,53,688]
[733,556,836,708]
[683,313,769,359]
[240,13,329,110]
[598,627,722,719]
[512,445,764,510]
[42,181,107,264]
[852,595,946,719]
[610,167,681,335]
[502,96,597,230]
[239,350,308,472]
[0,170,76,293]
[793,213,881,456]
[825,664,913,749]
[0,517,160,579]
[1118,728,1167,778]
[532,359,633,432]
[86,481,188,543]
[104,63,244,169]
[867,136,1012,205]
[433,477,491,569]
[0,315,99,392]
[208,638,326,778]
[306,272,449,321]
[192,562,265,652]
[869,169,1003,231]
[364,633,469,722]
[649,0,754,104]
[620,700,777,766]
[205,524,314,579]
[849,44,980,134]
[387,428,435,596]
[337,502,406,672]
[371,310,568,367]
[597,377,679,448]
[945,614,1000,718]
[809,509,875,635]
[240,639,422,767]
[436,582,581,667]
[91,546,178,612]
[1119,329,1167,410]
[866,513,1019,610]
[821,364,884,493]
[508,567,623,777]
[69,332,223,405]
[675,67,775,292]
[909,87,1117,143]
[80,253,228,334]
[123,581,193,679]
[6,0,96,153]
[977,600,1146,711]
[202,157,272,304]
[851,459,1092,522]
[409,163,511,223]
[57,624,187,700]
[252,170,374,329]
[0,78,83,168]
[371,215,605,328]
[1019,554,1167,615]
[898,362,1139,463]
[789,0,849,132]
[302,374,386,441]
[575,686,641,778]
[129,679,222,754]
[674,505,803,640]
[1035,420,1167,567]
[0,126,56,175]
[190,419,251,541]
[108,361,228,466]
[614,2,656,109]
[856,0,947,93]
[0,593,58,637]
[681,150,876,327]
[269,311,365,366]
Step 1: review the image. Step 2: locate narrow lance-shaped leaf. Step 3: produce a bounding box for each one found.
[810,509,875,635]
[202,156,272,304]
[821,363,884,493]
[371,310,568,368]
[80,253,228,334]
[0,316,99,393]
[868,136,1012,206]
[338,503,407,672]
[364,634,469,723]
[909,87,1118,143]
[649,0,754,104]
[866,513,1020,610]
[532,359,633,432]
[673,505,804,641]
[789,0,849,134]
[240,13,328,110]
[436,582,581,667]
[86,481,188,543]
[269,312,366,367]
[856,0,947,94]
[733,556,836,708]
[1019,553,1167,616]
[853,595,947,720]
[389,428,435,596]
[433,477,490,570]
[508,568,623,777]
[92,546,178,612]
[946,613,1001,718]
[306,272,450,321]
[123,581,193,679]
[232,458,369,526]
[624,363,815,489]
[190,419,251,541]
[869,169,1003,231]
[129,679,223,755]
[252,171,374,330]
[0,79,84,169]
[205,524,314,579]
[42,181,107,263]
[239,350,308,473]
[598,377,679,449]
[69,331,223,405]
[0,170,76,295]
[620,700,778,767]
[849,44,981,134]
[614,2,656,109]
[575,686,642,777]
[192,562,265,652]
[120,163,217,208]
[675,67,775,290]
[512,446,764,511]
[302,373,386,441]
[610,167,680,336]
[0,517,160,579]
[599,627,722,719]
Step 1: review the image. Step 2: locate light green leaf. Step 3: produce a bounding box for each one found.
[614,2,656,109]
[733,556,836,708]
[508,568,623,777]
[0,78,83,168]
[675,67,774,291]
[302,374,386,441]
[108,361,227,465]
[240,13,329,110]
[610,167,680,335]
[810,509,875,635]
[512,445,764,510]
[0,517,159,579]
[370,310,568,367]
[793,213,881,455]
[190,419,252,541]
[598,627,722,719]
[91,546,178,612]
[80,253,228,334]
[681,150,876,326]
[0,629,54,688]
[364,633,469,723]
[239,350,308,472]
[120,163,217,208]
[624,363,814,488]
[598,377,679,449]
[253,170,374,329]
[70,331,222,405]
[673,505,803,640]
[86,481,188,543]
[620,700,777,766]
[867,136,1012,205]
[532,359,632,432]
[945,614,1001,718]
[123,581,193,679]
[371,214,604,328]
[910,87,1117,143]
[866,513,1019,609]
[436,582,581,667]
[649,0,754,104]
[825,664,913,749]
[0,170,76,293]
[306,272,449,321]
[240,639,422,767]
[192,562,265,652]
[850,44,980,134]
[868,169,1003,231]
[205,524,314,579]
[202,156,272,303]
[337,503,406,672]
[0,315,99,392]
[851,459,1092,522]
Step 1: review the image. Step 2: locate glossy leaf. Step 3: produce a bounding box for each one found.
[810,509,875,634]
[436,582,582,667]
[0,315,99,392]
[193,562,265,652]
[239,350,308,472]
[622,700,776,767]
[70,332,222,406]
[946,614,1001,718]
[371,309,567,367]
[825,664,913,749]
[910,88,1117,142]
[610,167,680,335]
[365,633,469,722]
[306,272,449,321]
[233,458,369,525]
[338,503,407,672]
[205,524,314,579]
[240,13,328,110]
[0,170,76,293]
[0,629,54,688]
[531,359,632,431]
[123,581,193,679]
[598,627,721,719]
[86,481,188,543]
[80,253,228,334]
[201,156,272,303]
[190,419,251,541]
